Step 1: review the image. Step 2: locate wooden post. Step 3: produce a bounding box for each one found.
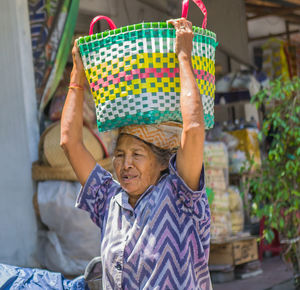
[241,173,251,226]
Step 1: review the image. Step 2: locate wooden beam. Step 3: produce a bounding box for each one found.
[284,0,300,5]
[246,7,300,20]
[248,29,300,42]
[261,0,299,7]
[281,14,300,24]
[246,4,299,13]
[286,21,291,44]
[245,0,281,8]
[246,0,300,8]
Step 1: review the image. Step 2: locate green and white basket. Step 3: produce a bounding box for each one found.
[77,0,217,132]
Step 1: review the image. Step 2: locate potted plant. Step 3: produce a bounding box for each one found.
[246,76,300,288]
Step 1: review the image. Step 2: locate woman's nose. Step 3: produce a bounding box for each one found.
[123,155,133,169]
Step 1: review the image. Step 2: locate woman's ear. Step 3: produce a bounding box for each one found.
[159,162,168,173]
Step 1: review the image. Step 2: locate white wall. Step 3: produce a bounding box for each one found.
[0,0,39,267]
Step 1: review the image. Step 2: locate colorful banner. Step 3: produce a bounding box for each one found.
[28,0,79,118]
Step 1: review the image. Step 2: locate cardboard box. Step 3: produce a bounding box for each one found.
[209,236,258,266]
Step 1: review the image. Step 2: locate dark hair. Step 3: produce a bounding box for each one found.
[116,133,177,171]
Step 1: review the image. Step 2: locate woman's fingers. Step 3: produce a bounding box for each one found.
[167,18,192,31]
[167,18,194,58]
[72,39,81,59]
[72,39,85,73]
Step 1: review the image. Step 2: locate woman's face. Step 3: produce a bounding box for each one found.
[113,135,165,204]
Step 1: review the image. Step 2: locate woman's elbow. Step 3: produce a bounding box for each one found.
[60,128,74,153]
[60,130,84,156]
[60,134,70,153]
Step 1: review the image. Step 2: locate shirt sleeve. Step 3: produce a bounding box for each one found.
[76,164,120,229]
[168,154,210,221]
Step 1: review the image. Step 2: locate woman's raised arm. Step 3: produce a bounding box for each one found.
[168,18,205,191]
[60,42,96,186]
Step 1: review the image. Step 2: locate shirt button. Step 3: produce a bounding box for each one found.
[115,262,122,271]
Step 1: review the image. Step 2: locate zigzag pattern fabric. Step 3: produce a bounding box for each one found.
[120,121,182,149]
[76,155,212,289]
[78,22,217,132]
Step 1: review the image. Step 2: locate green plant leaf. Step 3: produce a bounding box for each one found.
[264,229,275,244]
[279,217,284,229]
[243,76,300,246]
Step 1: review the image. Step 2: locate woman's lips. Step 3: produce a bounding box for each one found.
[121,174,138,184]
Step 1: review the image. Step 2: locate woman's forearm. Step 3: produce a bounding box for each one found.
[169,18,205,191]
[60,70,85,149]
[178,54,205,131]
[60,42,96,185]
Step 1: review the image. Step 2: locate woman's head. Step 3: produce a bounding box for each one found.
[113,134,173,206]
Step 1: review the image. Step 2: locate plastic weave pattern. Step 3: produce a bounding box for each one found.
[78,22,217,132]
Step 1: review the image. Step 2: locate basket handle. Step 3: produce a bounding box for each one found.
[89,15,117,35]
[182,0,207,29]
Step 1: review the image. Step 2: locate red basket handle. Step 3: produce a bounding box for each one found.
[182,0,207,29]
[89,15,117,35]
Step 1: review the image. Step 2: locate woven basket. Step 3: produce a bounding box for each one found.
[39,122,106,168]
[32,158,113,181]
[77,0,217,132]
[32,122,113,181]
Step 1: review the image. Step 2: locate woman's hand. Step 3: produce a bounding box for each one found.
[70,40,85,86]
[167,18,194,60]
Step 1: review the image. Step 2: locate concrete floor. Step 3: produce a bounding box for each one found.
[212,256,295,290]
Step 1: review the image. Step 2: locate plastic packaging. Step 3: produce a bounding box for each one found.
[228,186,244,234]
[204,142,232,240]
[0,263,86,289]
[210,191,232,240]
[37,181,101,276]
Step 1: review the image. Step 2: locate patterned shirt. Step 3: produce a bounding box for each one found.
[76,155,211,289]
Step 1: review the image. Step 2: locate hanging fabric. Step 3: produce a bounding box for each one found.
[28,0,80,119]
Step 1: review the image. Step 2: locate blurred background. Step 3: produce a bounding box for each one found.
[0,0,299,289]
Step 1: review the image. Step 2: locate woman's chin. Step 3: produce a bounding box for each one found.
[121,182,145,198]
[121,181,138,193]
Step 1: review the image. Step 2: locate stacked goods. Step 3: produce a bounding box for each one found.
[204,142,229,169]
[262,38,290,81]
[204,142,231,241]
[205,168,227,191]
[209,192,231,239]
[228,186,244,234]
[77,0,217,133]
[227,128,261,173]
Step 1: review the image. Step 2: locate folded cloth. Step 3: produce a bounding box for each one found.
[120,122,182,150]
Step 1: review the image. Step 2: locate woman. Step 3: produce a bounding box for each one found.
[61,18,211,289]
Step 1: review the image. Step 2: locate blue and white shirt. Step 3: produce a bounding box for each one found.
[76,155,211,289]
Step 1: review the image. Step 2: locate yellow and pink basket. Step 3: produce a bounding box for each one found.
[78,0,217,132]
